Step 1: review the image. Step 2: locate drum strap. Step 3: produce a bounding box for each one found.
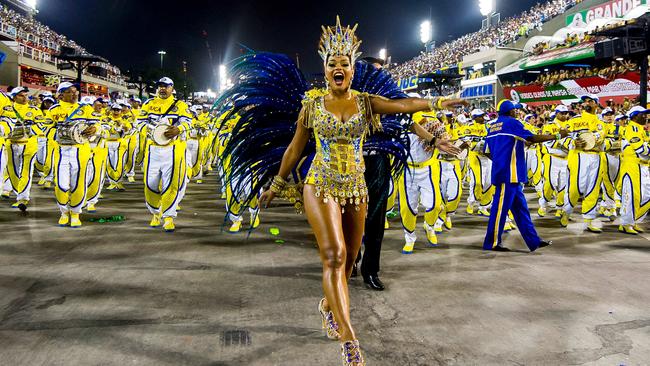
[160,99,180,123]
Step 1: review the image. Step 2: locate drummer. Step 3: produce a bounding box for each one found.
[559,94,607,233]
[49,82,98,227]
[137,77,192,232]
[483,100,567,252]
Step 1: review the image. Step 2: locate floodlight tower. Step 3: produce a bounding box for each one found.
[479,0,500,30]
[420,21,434,52]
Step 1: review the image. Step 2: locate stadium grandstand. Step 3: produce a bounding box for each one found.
[389,0,649,110]
[0,0,134,96]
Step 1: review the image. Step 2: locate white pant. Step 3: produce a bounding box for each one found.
[145,145,185,218]
[0,144,8,193]
[539,156,568,208]
[186,139,203,180]
[8,143,35,201]
[563,153,600,219]
[620,165,650,226]
[401,166,436,244]
[601,153,621,210]
[107,141,125,184]
[439,161,461,212]
[57,145,87,214]
[36,137,52,180]
[468,155,492,210]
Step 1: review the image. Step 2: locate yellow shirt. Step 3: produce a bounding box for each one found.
[49,100,98,145]
[622,121,650,163]
[137,97,191,133]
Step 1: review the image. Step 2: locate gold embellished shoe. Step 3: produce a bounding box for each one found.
[318,298,340,340]
[341,340,365,365]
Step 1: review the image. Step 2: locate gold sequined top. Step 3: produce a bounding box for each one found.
[300,90,382,210]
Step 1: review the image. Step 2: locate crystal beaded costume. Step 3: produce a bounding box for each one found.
[302,91,382,209]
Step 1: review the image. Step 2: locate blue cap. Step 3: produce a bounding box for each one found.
[497,99,522,115]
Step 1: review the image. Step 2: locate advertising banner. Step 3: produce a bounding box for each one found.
[504,72,647,106]
[566,0,646,26]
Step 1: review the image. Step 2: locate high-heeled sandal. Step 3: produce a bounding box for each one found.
[318,298,340,340]
[341,340,365,365]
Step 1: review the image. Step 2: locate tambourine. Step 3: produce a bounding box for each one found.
[150,117,176,146]
[577,132,596,151]
[609,140,622,151]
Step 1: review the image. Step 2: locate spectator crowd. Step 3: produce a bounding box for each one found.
[0,5,125,85]
[502,59,639,88]
[388,0,581,79]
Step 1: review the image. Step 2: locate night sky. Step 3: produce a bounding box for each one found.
[36,0,543,89]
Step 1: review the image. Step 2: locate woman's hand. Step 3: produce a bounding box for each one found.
[259,189,277,209]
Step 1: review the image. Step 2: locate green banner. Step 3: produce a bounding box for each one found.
[566,0,647,26]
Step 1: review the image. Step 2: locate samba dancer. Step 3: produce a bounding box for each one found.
[255,17,464,365]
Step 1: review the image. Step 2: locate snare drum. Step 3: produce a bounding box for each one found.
[58,121,90,145]
[8,120,34,142]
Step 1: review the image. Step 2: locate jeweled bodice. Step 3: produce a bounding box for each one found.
[305,93,370,208]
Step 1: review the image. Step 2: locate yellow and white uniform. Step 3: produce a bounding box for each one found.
[462,119,493,214]
[398,112,443,248]
[562,111,606,221]
[523,119,543,195]
[2,99,43,204]
[137,96,191,220]
[0,94,11,195]
[186,107,208,182]
[50,101,97,215]
[85,112,109,209]
[35,108,56,185]
[105,114,132,187]
[619,119,650,226]
[600,120,623,212]
[539,118,570,211]
[433,120,463,229]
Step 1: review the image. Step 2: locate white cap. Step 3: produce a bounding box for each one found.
[456,114,468,124]
[601,107,614,115]
[157,77,174,86]
[581,94,600,104]
[57,82,77,93]
[42,97,56,103]
[627,106,650,118]
[80,96,96,105]
[110,103,123,110]
[130,97,142,103]
[554,105,569,113]
[9,86,29,97]
[471,109,485,117]
[444,110,453,116]
[524,114,535,121]
[549,112,557,120]
[39,91,53,98]
[615,114,627,121]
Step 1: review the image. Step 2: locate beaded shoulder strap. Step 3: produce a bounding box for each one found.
[358,91,382,134]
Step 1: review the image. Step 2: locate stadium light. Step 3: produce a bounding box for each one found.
[420,21,432,44]
[219,64,228,92]
[157,50,166,69]
[26,0,37,9]
[379,48,387,61]
[478,0,494,16]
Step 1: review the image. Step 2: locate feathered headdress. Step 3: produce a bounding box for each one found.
[318,16,362,64]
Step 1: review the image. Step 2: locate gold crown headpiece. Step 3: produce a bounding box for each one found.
[318,16,362,64]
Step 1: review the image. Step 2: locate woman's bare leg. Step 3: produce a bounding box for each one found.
[304,184,356,342]
[341,202,367,280]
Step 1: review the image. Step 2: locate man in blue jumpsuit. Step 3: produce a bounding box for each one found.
[483,100,568,252]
